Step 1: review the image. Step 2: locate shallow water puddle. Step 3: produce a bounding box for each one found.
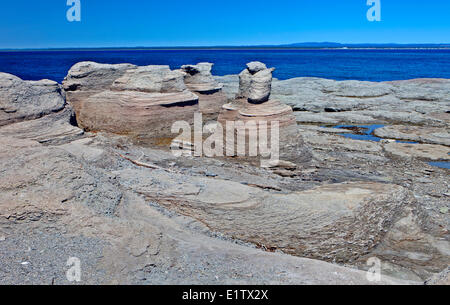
[428,162,450,169]
[332,124,385,142]
[331,124,419,144]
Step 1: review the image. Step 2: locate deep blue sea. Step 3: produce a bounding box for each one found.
[1,49,450,83]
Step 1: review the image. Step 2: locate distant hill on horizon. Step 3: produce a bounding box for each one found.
[258,42,450,49]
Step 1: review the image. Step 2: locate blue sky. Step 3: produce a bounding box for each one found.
[0,0,449,48]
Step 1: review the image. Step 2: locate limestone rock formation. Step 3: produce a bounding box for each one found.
[248,68,275,103]
[117,166,417,265]
[0,107,83,145]
[63,62,199,143]
[217,62,302,163]
[0,73,82,145]
[63,61,136,105]
[237,61,274,103]
[2,65,449,284]
[246,61,267,74]
[237,69,252,99]
[0,73,66,126]
[112,65,187,93]
[180,63,227,118]
[214,76,450,127]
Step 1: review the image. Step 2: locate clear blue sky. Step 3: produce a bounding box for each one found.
[0,0,449,48]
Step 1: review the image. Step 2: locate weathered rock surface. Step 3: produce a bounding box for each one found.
[0,73,65,126]
[246,61,267,74]
[0,121,413,285]
[384,142,450,161]
[64,62,200,143]
[217,62,303,164]
[1,66,449,285]
[122,166,415,263]
[0,107,83,145]
[236,61,274,103]
[63,61,135,108]
[181,63,221,92]
[426,267,450,285]
[374,125,450,146]
[76,89,198,140]
[248,68,275,104]
[181,63,227,118]
[112,65,187,93]
[63,61,136,93]
[215,75,450,127]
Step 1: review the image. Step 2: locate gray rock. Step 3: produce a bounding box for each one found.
[236,62,276,103]
[0,73,65,126]
[248,68,275,103]
[246,61,267,74]
[180,63,226,118]
[181,62,222,92]
[374,125,450,146]
[63,61,136,92]
[63,62,200,142]
[384,142,450,161]
[0,107,83,145]
[237,69,252,99]
[112,65,187,93]
[219,74,450,126]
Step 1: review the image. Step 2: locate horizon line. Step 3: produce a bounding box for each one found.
[1,42,450,51]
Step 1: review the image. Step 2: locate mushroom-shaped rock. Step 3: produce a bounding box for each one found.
[217,62,307,164]
[181,62,227,119]
[237,62,275,103]
[181,62,222,92]
[248,68,275,104]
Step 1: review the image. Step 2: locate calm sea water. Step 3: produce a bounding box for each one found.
[1,49,450,83]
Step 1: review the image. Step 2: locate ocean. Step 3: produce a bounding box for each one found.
[1,49,450,83]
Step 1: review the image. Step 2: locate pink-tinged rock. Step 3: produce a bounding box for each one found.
[63,62,200,143]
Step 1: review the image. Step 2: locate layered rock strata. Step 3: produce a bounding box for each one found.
[180,63,227,119]
[0,73,82,145]
[0,73,66,126]
[63,62,199,143]
[217,62,301,163]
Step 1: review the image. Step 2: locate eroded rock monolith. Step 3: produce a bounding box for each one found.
[181,63,227,119]
[63,62,200,143]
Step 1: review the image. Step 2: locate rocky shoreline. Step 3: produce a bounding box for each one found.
[0,62,448,285]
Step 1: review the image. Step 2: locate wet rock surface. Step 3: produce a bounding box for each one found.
[0,65,448,284]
